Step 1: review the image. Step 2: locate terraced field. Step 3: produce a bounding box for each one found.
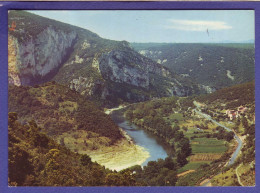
[191,138,228,153]
[178,161,211,174]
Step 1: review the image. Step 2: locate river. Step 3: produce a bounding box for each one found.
[110,108,172,166]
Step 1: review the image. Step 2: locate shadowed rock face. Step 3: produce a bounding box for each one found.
[99,50,149,88]
[8,26,77,85]
[8,11,206,106]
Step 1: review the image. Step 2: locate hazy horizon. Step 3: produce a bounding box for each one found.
[28,10,255,44]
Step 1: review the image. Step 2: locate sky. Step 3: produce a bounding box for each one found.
[29,10,254,43]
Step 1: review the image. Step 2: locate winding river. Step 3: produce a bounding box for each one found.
[108,102,242,185]
[110,108,172,166]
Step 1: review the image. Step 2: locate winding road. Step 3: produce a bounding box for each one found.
[193,101,242,166]
[193,101,243,186]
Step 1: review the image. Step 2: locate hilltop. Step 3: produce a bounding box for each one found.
[131,43,254,90]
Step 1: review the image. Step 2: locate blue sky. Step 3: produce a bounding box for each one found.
[29,10,254,43]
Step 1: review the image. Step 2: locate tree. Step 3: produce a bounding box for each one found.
[177,151,188,167]
[242,117,249,129]
[165,170,177,186]
[80,154,92,166]
[40,149,63,186]
[164,157,176,170]
[104,173,123,186]
[179,138,192,157]
[8,144,33,185]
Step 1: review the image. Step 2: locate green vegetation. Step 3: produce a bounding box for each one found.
[193,82,255,186]
[191,138,228,153]
[8,11,255,187]
[8,82,122,144]
[131,43,254,89]
[198,81,255,109]
[125,97,192,167]
[176,152,233,186]
[177,161,210,173]
[8,112,111,186]
[9,112,179,186]
[211,168,240,186]
[210,123,255,187]
[123,82,255,186]
[124,157,178,186]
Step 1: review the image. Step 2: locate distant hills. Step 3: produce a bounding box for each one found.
[8,11,206,107]
[131,43,254,90]
[8,11,255,106]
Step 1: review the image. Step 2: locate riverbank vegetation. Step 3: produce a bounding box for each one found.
[9,112,179,186]
[124,96,232,181]
[124,81,255,186]
[8,79,255,186]
[125,97,192,167]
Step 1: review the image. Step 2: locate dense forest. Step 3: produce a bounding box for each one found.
[8,112,112,186]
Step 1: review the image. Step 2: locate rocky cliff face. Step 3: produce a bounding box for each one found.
[8,11,203,107]
[98,48,172,88]
[8,26,77,85]
[99,50,149,88]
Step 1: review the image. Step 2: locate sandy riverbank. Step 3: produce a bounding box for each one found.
[200,178,212,186]
[104,105,127,115]
[82,105,149,171]
[85,138,150,171]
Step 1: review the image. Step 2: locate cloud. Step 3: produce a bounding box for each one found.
[166,19,232,31]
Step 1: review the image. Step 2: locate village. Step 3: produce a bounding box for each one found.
[226,106,248,120]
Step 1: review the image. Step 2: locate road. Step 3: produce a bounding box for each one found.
[193,101,243,186]
[193,101,242,166]
[236,163,244,186]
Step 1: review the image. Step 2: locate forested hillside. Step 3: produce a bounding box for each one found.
[8,112,140,186]
[9,112,179,186]
[8,82,122,145]
[131,43,254,90]
[197,81,255,109]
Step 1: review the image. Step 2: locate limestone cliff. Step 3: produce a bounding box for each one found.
[8,27,77,85]
[99,50,149,88]
[8,11,202,106]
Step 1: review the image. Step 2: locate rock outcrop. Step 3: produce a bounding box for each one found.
[8,11,203,106]
[8,26,77,85]
[99,50,149,88]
